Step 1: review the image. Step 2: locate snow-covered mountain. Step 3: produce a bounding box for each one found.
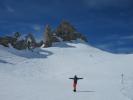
[0,41,133,100]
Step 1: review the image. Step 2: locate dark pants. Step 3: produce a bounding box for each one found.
[73,82,77,92]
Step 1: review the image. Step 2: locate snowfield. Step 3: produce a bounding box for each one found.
[0,41,133,100]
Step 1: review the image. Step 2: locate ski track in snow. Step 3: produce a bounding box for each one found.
[0,42,133,100]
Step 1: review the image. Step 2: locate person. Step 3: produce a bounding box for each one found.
[69,75,83,92]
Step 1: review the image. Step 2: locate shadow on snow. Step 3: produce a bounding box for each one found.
[9,48,53,59]
[0,59,14,65]
[52,42,76,48]
[76,90,96,93]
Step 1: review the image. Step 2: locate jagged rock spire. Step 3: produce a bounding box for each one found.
[56,20,76,36]
[44,24,52,47]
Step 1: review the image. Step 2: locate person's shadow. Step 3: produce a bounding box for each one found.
[76,90,96,93]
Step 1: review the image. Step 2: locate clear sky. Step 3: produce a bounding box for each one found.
[0,0,133,53]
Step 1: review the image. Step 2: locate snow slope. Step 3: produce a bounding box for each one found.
[0,42,133,100]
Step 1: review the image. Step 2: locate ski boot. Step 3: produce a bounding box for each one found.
[73,89,76,92]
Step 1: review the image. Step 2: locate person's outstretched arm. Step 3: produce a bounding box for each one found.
[69,78,74,79]
[78,78,83,80]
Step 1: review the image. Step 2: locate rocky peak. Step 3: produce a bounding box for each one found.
[56,20,76,34]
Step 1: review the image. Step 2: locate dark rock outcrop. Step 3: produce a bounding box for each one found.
[0,36,17,47]
[43,25,53,47]
[54,20,87,42]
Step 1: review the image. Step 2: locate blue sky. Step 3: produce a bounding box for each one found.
[0,0,133,53]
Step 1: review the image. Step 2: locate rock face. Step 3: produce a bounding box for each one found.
[0,20,88,49]
[25,33,43,48]
[56,20,76,38]
[13,39,27,50]
[25,33,36,44]
[43,20,88,47]
[0,32,43,50]
[0,32,27,50]
[14,32,21,39]
[44,25,53,47]
[55,20,88,42]
[0,32,19,47]
[25,33,36,50]
[13,33,36,50]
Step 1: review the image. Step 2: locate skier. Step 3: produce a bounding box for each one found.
[69,75,83,92]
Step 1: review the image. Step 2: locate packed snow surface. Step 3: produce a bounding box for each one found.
[0,42,133,100]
